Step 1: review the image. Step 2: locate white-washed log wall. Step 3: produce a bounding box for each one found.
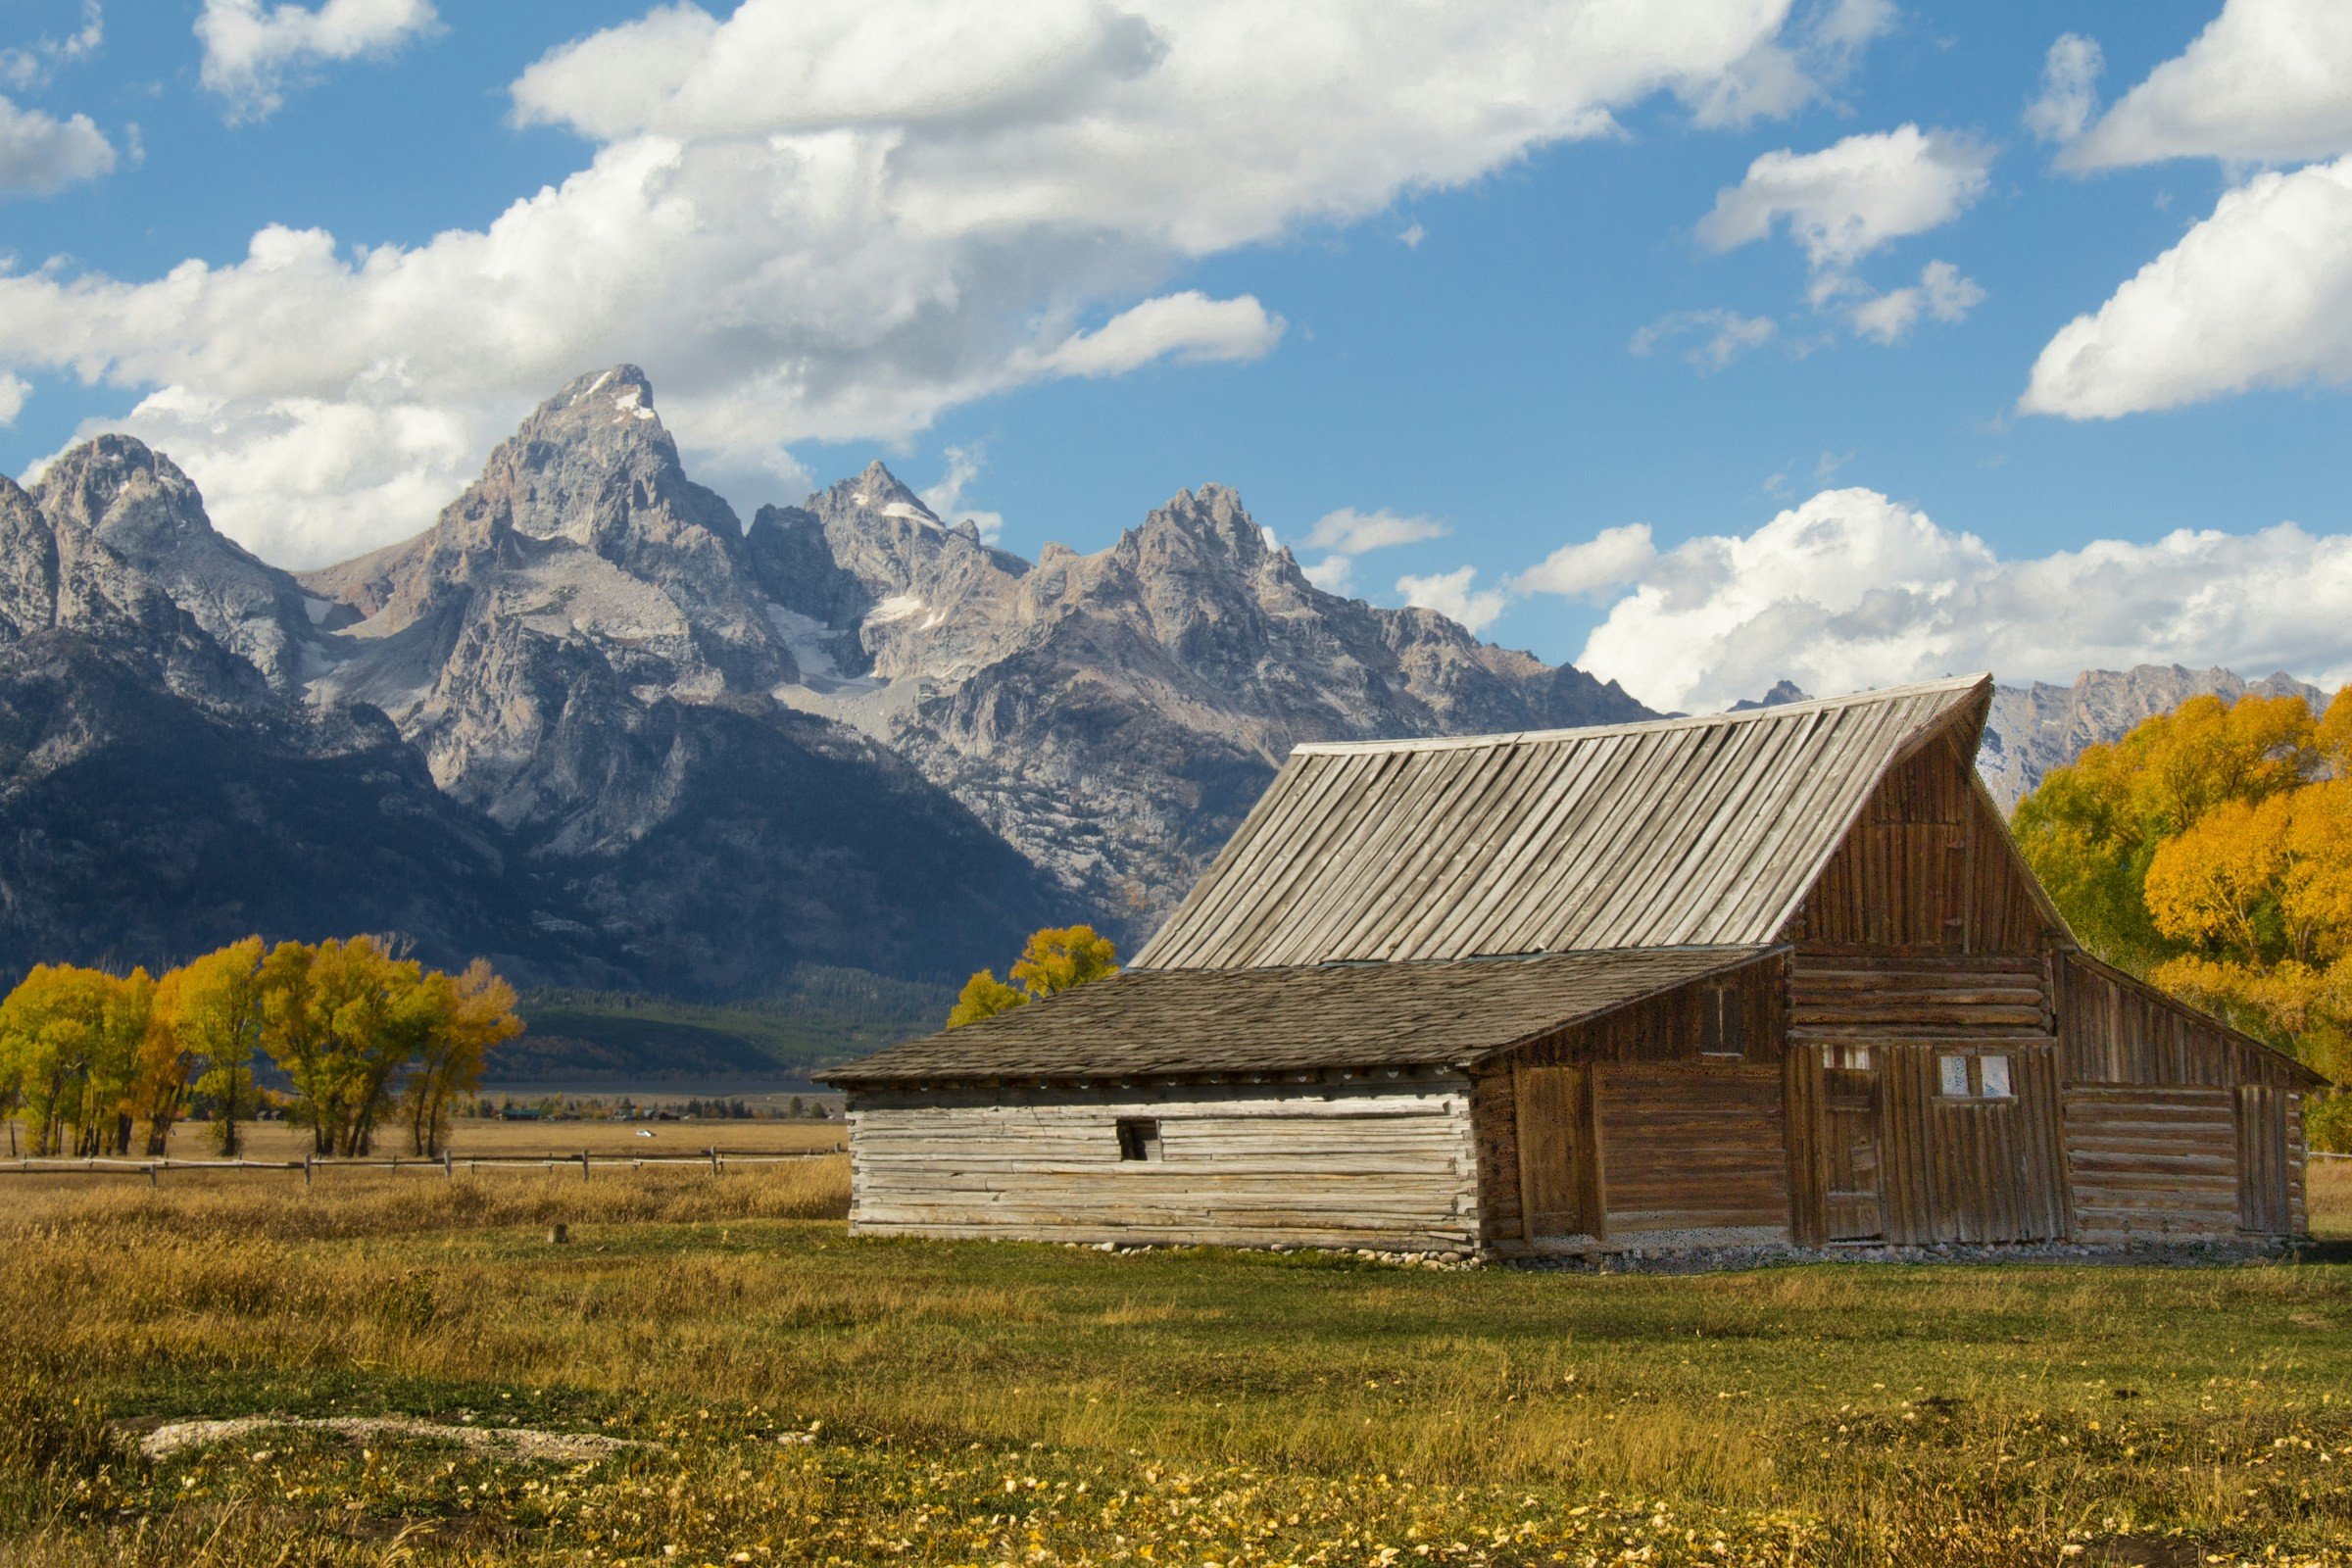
[845,1077,1480,1251]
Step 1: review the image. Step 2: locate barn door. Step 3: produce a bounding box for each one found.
[1823,1048,1885,1241]
[2236,1086,2291,1234]
[1515,1064,1592,1241]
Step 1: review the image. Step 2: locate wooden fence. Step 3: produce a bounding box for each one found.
[0,1146,842,1186]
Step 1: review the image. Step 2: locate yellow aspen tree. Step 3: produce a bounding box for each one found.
[946,969,1027,1028]
[161,937,268,1157]
[1009,925,1119,998]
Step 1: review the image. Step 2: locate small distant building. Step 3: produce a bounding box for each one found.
[822,678,2317,1256]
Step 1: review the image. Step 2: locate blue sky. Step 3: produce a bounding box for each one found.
[4,0,2351,710]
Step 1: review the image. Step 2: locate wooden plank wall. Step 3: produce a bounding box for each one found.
[1878,1043,2071,1243]
[1473,960,1788,1249]
[1596,1064,1789,1242]
[845,1076,1479,1251]
[1785,740,2048,953]
[2063,1086,2239,1241]
[2055,954,2309,1090]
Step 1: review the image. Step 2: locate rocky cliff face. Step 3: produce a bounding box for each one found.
[0,466,606,982]
[1980,664,2327,809]
[293,368,1074,986]
[844,482,1651,928]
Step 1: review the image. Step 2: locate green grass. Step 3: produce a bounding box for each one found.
[503,966,955,1082]
[2,1168,2349,1565]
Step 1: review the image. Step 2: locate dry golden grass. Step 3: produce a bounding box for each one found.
[2309,1156,2350,1237]
[2,1167,2347,1567]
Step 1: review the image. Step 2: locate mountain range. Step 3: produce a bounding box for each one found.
[0,367,1645,991]
[2,365,2329,997]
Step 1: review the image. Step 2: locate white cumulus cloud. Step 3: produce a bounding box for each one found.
[0,371,27,426]
[1304,507,1449,555]
[1300,507,1448,601]
[0,92,115,196]
[1697,124,1994,270]
[2066,0,2352,171]
[2024,33,2103,146]
[1512,523,1657,602]
[3,0,1846,565]
[1029,292,1283,378]
[1396,565,1508,634]
[2021,155,2352,419]
[1566,487,2352,712]
[197,0,440,122]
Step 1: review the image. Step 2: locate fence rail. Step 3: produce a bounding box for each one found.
[0,1146,842,1186]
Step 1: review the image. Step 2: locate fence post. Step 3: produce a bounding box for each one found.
[303,1152,313,1189]
[146,1163,157,1189]
[709,1146,720,1175]
[444,1148,454,1181]
[581,1151,591,1183]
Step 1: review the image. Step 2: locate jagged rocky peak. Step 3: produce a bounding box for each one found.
[29,434,314,690]
[1135,483,1269,559]
[475,364,741,554]
[825,460,936,525]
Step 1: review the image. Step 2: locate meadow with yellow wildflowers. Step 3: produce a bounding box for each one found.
[1,1160,2347,1566]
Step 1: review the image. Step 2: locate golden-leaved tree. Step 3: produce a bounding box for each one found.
[2015,688,2352,1103]
[946,925,1119,1028]
[0,937,522,1160]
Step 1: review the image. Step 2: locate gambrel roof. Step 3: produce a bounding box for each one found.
[820,946,1777,1086]
[1131,675,1994,971]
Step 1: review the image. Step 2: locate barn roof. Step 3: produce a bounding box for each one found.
[819,946,1777,1086]
[1131,674,1993,971]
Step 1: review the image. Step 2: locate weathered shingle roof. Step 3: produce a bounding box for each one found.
[819,946,1776,1086]
[1131,675,1991,971]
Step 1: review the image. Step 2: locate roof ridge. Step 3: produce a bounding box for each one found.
[1290,673,1991,757]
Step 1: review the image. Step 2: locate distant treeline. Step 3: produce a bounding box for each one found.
[0,937,520,1161]
[513,964,955,1079]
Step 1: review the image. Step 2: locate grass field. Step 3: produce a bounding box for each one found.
[0,1163,2347,1567]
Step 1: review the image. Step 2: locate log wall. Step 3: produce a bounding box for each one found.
[845,1076,1479,1252]
[2062,1086,2239,1241]
[1596,1064,1789,1243]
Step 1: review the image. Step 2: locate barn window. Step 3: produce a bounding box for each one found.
[1936,1054,2015,1099]
[1698,984,1743,1059]
[1115,1118,1162,1161]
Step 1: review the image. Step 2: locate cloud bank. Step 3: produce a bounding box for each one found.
[1539,489,2352,712]
[1,0,1870,566]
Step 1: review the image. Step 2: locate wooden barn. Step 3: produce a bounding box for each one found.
[822,676,2321,1256]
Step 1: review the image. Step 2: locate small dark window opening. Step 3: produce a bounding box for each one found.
[1698,984,1744,1059]
[1115,1118,1162,1162]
